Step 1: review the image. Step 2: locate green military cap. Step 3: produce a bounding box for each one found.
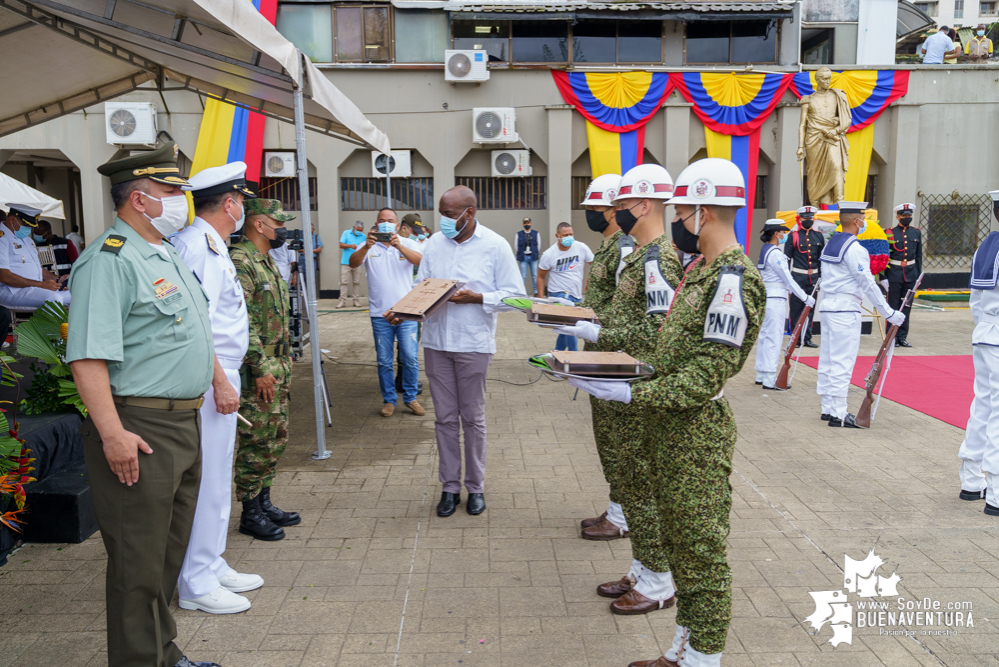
[400,213,423,229]
[97,141,189,186]
[245,198,295,222]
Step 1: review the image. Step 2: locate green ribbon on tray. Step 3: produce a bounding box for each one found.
[527,354,553,370]
[502,297,538,312]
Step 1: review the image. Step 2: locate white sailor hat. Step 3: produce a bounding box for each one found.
[796,205,818,217]
[837,201,867,214]
[183,161,255,198]
[990,190,999,203]
[6,203,42,227]
[893,203,915,214]
[762,219,787,232]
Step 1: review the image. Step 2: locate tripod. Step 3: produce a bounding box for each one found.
[288,247,334,428]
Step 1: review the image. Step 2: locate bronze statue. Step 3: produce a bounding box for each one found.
[797,67,851,206]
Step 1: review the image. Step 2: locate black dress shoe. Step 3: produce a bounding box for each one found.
[754,381,762,385]
[260,487,301,526]
[985,503,999,517]
[829,413,865,429]
[239,495,285,541]
[960,489,985,501]
[821,413,832,421]
[466,493,486,515]
[437,492,460,517]
[803,341,819,348]
[896,339,913,348]
[175,658,221,667]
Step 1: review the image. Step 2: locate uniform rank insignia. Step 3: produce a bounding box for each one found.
[643,245,675,315]
[153,277,180,302]
[206,232,220,255]
[703,265,748,348]
[102,235,127,254]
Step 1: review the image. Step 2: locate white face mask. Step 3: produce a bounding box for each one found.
[227,198,245,232]
[140,192,189,237]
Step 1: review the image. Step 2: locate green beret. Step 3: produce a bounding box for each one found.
[245,198,295,222]
[97,142,189,187]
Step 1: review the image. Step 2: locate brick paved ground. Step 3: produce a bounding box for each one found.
[1,300,996,666]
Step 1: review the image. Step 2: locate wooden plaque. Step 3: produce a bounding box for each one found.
[549,350,643,377]
[391,278,465,322]
[527,303,599,326]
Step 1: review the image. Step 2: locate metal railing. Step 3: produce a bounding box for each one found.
[456,176,547,210]
[258,176,318,211]
[340,177,433,211]
[920,193,992,270]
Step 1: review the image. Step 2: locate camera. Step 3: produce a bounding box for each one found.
[287,229,305,251]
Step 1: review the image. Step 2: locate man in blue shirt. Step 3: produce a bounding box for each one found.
[337,221,366,308]
[514,216,540,296]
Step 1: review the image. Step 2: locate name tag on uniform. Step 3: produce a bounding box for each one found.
[262,282,273,292]
[154,278,181,304]
[703,266,748,348]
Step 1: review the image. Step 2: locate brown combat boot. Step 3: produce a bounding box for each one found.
[610,588,676,615]
[596,575,634,598]
[580,510,607,529]
[628,657,679,667]
[581,517,629,541]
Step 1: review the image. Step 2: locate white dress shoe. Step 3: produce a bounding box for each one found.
[218,568,264,593]
[178,586,251,614]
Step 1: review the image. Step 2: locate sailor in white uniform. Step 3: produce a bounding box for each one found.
[816,202,904,428]
[754,219,813,389]
[173,162,263,614]
[0,204,71,309]
[959,189,999,516]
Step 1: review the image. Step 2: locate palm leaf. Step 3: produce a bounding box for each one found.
[58,379,87,417]
[15,302,68,365]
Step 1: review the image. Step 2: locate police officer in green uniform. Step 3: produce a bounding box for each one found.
[571,159,766,667]
[67,143,220,667]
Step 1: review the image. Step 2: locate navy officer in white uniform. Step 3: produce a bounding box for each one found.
[816,202,904,428]
[0,204,71,309]
[173,162,262,614]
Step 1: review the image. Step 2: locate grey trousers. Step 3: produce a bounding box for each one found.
[424,347,493,493]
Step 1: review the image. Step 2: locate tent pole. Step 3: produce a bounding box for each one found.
[293,50,330,461]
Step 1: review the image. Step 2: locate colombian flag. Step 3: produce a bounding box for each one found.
[552,71,675,176]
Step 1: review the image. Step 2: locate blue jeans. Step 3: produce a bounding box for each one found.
[519,258,539,295]
[549,291,580,351]
[371,317,419,404]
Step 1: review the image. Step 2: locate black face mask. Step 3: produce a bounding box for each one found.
[585,209,609,233]
[523,225,531,231]
[800,218,814,230]
[671,212,700,255]
[264,224,288,249]
[615,202,643,235]
[899,216,912,227]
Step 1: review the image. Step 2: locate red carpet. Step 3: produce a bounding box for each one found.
[798,355,974,428]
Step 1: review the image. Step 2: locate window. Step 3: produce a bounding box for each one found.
[955,0,964,18]
[395,9,447,62]
[453,20,509,61]
[259,177,318,211]
[337,4,390,62]
[755,175,767,209]
[982,2,995,16]
[573,20,662,63]
[512,21,568,62]
[276,4,333,63]
[275,3,392,63]
[341,178,433,211]
[686,20,778,64]
[456,177,546,210]
[864,175,877,209]
[571,176,591,210]
[802,28,834,64]
[914,2,938,14]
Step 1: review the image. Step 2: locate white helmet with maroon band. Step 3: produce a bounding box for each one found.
[612,163,674,202]
[580,173,622,207]
[669,158,746,208]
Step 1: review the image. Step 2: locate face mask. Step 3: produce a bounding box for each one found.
[523,225,531,230]
[585,209,609,233]
[227,199,244,232]
[14,225,31,239]
[800,218,814,230]
[858,221,867,235]
[615,202,643,235]
[377,222,395,235]
[777,233,787,245]
[979,30,986,36]
[671,210,700,254]
[418,233,427,240]
[140,192,190,236]
[899,216,912,227]
[32,234,45,243]
[560,236,575,248]
[439,208,469,239]
[259,221,288,249]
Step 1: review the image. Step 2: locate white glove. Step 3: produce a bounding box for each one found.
[887,309,906,327]
[551,320,602,343]
[804,295,816,308]
[880,279,889,292]
[567,376,632,403]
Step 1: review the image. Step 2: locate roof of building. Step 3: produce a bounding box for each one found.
[394,1,793,12]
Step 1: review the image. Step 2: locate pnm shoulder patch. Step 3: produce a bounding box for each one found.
[101,235,127,254]
[703,265,749,348]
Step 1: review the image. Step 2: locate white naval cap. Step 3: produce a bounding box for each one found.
[6,203,42,226]
[893,203,915,214]
[796,205,818,216]
[837,201,867,214]
[990,190,999,203]
[182,161,255,198]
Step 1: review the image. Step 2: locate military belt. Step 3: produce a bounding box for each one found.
[888,259,913,266]
[263,343,292,357]
[791,267,816,275]
[113,395,205,410]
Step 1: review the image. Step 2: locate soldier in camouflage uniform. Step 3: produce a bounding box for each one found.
[231,198,300,542]
[557,164,683,616]
[571,159,765,667]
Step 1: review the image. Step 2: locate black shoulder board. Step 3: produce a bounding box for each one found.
[101,235,127,254]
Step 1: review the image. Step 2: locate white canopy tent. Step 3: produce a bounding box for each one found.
[0,0,394,458]
[0,172,66,219]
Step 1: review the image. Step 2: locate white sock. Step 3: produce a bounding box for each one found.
[626,559,644,583]
[664,626,686,661]
[634,569,675,601]
[606,501,628,531]
[678,641,722,667]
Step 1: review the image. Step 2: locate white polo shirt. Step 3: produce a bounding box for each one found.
[364,237,422,317]
[0,223,42,281]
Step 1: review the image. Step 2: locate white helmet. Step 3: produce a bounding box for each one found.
[670,158,746,208]
[613,163,674,203]
[580,173,622,207]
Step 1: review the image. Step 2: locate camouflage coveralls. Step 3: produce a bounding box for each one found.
[230,238,292,502]
[630,248,765,654]
[580,230,625,505]
[595,234,682,572]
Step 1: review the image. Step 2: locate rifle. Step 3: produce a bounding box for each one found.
[775,278,820,390]
[855,272,924,428]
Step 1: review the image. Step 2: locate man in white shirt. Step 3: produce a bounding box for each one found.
[537,222,594,351]
[350,207,424,418]
[269,241,295,286]
[66,223,84,251]
[0,204,71,309]
[921,26,959,64]
[388,186,524,518]
[173,162,263,615]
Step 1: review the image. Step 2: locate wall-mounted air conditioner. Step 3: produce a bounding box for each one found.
[105,102,157,145]
[473,107,518,144]
[264,152,296,177]
[491,150,532,177]
[371,150,412,178]
[445,49,489,82]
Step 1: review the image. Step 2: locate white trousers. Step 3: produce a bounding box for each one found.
[178,365,240,600]
[958,344,999,499]
[816,311,861,420]
[0,285,71,309]
[754,297,786,385]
